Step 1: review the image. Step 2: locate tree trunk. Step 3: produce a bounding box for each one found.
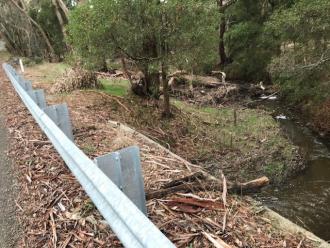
[141,64,150,95]
[161,62,171,117]
[219,0,228,66]
[56,0,69,21]
[18,0,27,10]
[120,57,132,85]
[52,0,66,38]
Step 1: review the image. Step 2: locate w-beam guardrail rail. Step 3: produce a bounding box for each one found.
[2,63,175,248]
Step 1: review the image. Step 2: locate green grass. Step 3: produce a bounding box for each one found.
[24,61,131,97]
[173,100,294,158]
[265,162,285,176]
[100,78,130,97]
[173,100,299,181]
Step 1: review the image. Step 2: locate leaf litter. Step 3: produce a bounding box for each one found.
[0,67,317,247]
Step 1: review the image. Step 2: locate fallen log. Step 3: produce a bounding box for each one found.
[169,73,226,89]
[146,176,269,200]
[231,176,270,193]
[182,75,224,88]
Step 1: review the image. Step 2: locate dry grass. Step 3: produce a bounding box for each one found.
[24,62,69,83]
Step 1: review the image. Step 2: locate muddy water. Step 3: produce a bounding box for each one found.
[258,116,330,241]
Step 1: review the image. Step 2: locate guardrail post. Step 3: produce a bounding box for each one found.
[94,151,123,190]
[16,76,33,91]
[27,89,47,109]
[95,146,147,215]
[44,104,74,141]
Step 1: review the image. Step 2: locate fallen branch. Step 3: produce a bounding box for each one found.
[231,176,270,193]
[162,171,205,189]
[146,176,269,200]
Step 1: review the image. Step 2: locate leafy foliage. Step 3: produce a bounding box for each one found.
[67,0,219,73]
[266,0,330,103]
[29,0,66,57]
[223,0,281,81]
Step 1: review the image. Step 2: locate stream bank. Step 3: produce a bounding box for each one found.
[0,59,321,247]
[18,60,303,185]
[6,58,328,246]
[256,102,330,242]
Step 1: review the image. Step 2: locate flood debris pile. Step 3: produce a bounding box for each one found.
[0,68,317,247]
[168,73,273,107]
[50,67,102,94]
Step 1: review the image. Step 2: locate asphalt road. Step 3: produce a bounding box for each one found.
[0,76,18,247]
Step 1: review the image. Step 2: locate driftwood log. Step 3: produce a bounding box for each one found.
[146,172,269,200]
[168,71,226,89]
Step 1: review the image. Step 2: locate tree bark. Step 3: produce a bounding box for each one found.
[56,0,69,21]
[54,0,71,54]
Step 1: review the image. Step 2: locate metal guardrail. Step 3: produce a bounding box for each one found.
[2,63,175,248]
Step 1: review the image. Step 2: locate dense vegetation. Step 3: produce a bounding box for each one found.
[267,0,330,104]
[0,0,329,120]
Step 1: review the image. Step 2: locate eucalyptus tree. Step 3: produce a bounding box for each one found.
[0,0,54,59]
[0,0,71,60]
[68,0,219,116]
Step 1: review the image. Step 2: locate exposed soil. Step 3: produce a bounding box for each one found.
[0,61,320,247]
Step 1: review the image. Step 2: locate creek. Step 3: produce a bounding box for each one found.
[257,104,330,241]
